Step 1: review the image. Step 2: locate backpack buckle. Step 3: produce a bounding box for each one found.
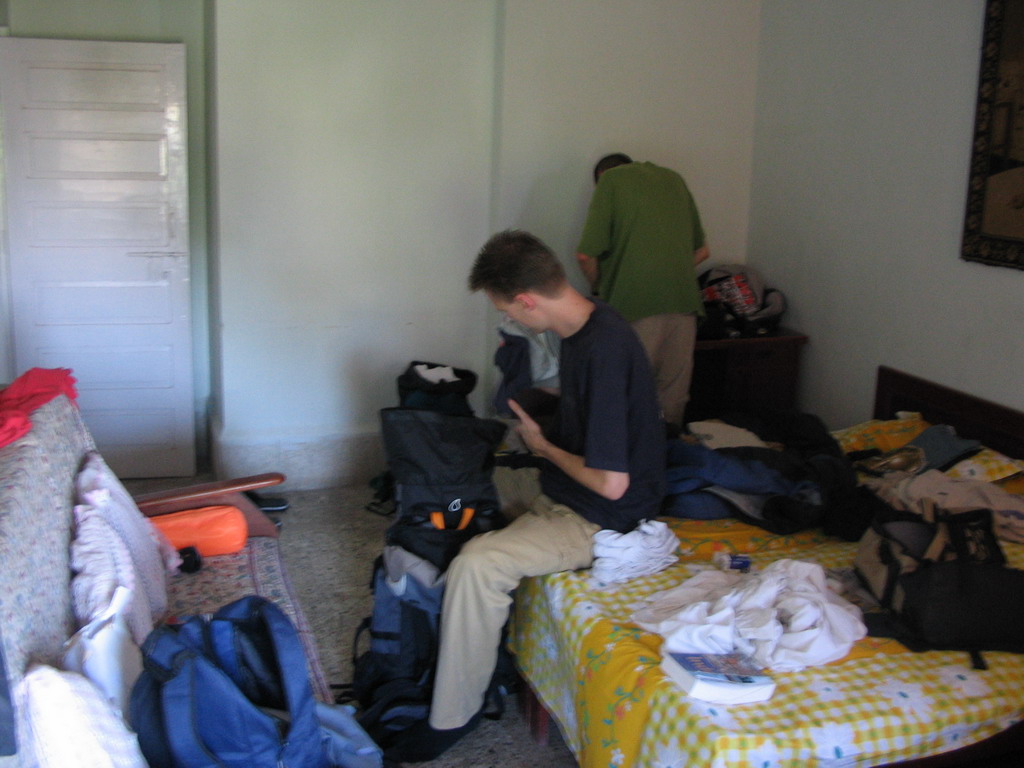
[429,507,475,530]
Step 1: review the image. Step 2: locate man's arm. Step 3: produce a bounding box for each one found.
[576,252,599,294]
[694,244,710,267]
[508,399,629,500]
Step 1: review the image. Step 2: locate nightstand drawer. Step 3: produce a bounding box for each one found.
[686,329,807,421]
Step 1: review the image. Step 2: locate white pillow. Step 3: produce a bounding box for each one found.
[76,451,173,623]
[62,586,143,719]
[70,504,153,646]
[17,664,147,768]
[687,420,768,450]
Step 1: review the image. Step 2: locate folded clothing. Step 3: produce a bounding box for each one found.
[855,425,981,477]
[591,519,679,584]
[906,425,980,472]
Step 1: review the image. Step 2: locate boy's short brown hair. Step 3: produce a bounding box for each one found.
[468,230,566,301]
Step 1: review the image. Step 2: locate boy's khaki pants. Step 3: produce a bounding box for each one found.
[428,468,599,729]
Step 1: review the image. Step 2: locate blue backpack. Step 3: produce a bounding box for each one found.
[341,547,517,754]
[130,595,381,768]
[344,547,444,749]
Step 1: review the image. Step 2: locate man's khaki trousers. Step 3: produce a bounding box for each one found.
[631,311,698,428]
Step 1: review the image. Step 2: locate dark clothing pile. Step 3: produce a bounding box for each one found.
[663,410,890,540]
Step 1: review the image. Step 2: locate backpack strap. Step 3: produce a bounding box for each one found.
[159,651,232,768]
[351,615,372,668]
[356,677,431,746]
[138,624,191,677]
[131,627,190,767]
[430,506,475,531]
[921,524,951,563]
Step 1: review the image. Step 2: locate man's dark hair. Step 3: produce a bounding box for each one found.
[593,153,632,184]
[468,229,566,301]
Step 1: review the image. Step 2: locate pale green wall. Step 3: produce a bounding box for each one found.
[749,0,1024,429]
[211,1,501,485]
[0,0,762,486]
[488,0,759,404]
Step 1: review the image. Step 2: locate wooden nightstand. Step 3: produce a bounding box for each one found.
[684,327,808,422]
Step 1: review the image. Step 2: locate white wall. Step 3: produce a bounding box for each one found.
[11,2,1009,485]
[749,0,1024,430]
[211,1,500,486]
[212,1,763,488]
[489,0,760,397]
[495,0,759,272]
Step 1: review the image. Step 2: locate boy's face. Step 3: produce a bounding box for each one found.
[487,291,546,333]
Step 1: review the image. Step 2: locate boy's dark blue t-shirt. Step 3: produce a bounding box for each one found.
[539,300,665,532]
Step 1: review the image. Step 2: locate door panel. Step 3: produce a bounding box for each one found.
[0,38,194,477]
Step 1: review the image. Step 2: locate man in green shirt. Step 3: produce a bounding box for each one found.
[576,153,710,430]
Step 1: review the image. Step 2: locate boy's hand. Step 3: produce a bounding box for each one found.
[507,399,548,457]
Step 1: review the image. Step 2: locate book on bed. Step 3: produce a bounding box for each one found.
[660,651,775,704]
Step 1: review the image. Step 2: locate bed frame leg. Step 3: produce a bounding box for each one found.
[518,683,551,746]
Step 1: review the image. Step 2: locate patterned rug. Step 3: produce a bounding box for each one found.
[165,536,332,702]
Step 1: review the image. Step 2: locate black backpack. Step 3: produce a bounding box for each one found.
[344,547,443,751]
[855,503,1024,667]
[343,361,514,748]
[364,361,481,517]
[380,406,508,571]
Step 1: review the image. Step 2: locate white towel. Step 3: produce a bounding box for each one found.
[687,420,767,449]
[632,559,866,671]
[413,364,459,383]
[591,519,679,584]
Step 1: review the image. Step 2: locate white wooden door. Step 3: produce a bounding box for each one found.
[0,38,195,477]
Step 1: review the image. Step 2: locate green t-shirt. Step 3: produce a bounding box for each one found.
[576,161,706,322]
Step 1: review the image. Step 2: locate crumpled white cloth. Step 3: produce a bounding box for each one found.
[591,519,679,584]
[413,364,459,383]
[631,559,866,671]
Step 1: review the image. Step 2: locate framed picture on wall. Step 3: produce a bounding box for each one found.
[962,0,1024,270]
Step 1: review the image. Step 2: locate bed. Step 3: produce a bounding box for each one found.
[509,366,1024,768]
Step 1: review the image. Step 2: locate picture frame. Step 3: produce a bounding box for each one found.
[962,0,1024,270]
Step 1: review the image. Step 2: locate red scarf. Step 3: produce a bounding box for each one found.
[0,368,78,449]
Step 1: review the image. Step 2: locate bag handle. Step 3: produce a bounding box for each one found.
[921,524,951,563]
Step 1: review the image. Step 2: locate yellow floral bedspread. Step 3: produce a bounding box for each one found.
[510,518,1024,768]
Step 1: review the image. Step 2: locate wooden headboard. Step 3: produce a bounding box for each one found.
[873,366,1024,461]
